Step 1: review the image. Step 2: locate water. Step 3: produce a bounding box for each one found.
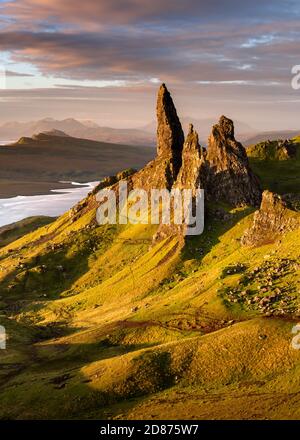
[0,181,98,227]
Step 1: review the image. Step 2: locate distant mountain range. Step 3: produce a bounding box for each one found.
[0,118,156,147]
[0,117,299,148]
[142,118,300,146]
[142,116,255,143]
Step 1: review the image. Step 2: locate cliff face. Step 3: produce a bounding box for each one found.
[242,190,299,246]
[205,116,262,206]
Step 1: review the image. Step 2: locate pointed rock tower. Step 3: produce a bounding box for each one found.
[205,115,261,206]
[156,83,184,175]
[92,86,263,242]
[175,123,206,192]
[132,84,184,190]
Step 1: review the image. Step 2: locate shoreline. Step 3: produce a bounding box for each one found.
[0,179,98,199]
[0,181,98,228]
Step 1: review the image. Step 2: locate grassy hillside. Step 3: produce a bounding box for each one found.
[248,138,300,195]
[0,216,55,248]
[0,176,299,419]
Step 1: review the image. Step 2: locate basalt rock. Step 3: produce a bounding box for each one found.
[153,125,206,244]
[175,124,206,192]
[157,83,184,174]
[242,190,299,247]
[91,86,263,243]
[132,83,184,190]
[205,116,261,206]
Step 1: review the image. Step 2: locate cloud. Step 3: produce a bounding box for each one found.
[0,0,299,130]
[197,80,281,86]
[0,0,298,86]
[4,70,35,77]
[0,22,298,86]
[2,0,300,27]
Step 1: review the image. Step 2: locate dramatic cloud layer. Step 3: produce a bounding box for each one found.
[3,0,300,26]
[0,0,299,130]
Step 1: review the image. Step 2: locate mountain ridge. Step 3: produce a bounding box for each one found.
[0,118,156,147]
[1,116,299,149]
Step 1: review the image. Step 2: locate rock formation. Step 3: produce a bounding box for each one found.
[132,83,184,190]
[242,190,299,246]
[93,84,263,242]
[156,83,185,174]
[152,124,205,244]
[205,116,262,206]
[175,124,206,192]
[131,90,261,207]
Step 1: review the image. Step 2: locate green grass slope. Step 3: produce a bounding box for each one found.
[248,138,300,195]
[0,216,55,248]
[0,168,299,419]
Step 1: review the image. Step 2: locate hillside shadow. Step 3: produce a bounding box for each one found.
[0,313,171,419]
[181,203,255,265]
[0,243,93,314]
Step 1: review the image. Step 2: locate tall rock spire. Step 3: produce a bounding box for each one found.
[156,83,184,175]
[175,124,206,191]
[205,115,262,206]
[131,83,184,190]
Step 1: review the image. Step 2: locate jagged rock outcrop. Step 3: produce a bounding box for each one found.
[175,124,206,192]
[242,190,299,246]
[92,85,263,243]
[132,84,184,190]
[153,125,206,244]
[205,116,261,206]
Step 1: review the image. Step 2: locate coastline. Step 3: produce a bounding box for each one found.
[0,181,98,227]
[0,179,79,199]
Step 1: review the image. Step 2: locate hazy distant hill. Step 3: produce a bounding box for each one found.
[0,132,155,197]
[143,118,300,147]
[244,130,300,146]
[142,116,255,144]
[0,118,156,147]
[1,117,299,149]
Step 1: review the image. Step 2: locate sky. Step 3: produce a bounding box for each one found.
[0,0,299,130]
